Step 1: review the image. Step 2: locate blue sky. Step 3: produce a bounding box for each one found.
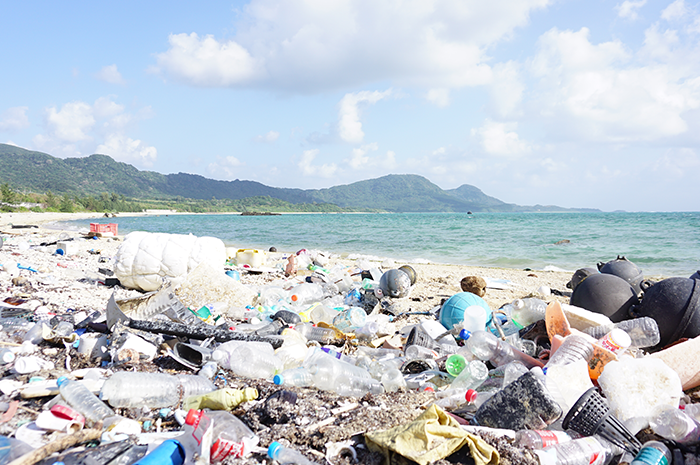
[1,0,699,212]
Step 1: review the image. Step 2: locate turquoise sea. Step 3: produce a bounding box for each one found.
[58,212,700,278]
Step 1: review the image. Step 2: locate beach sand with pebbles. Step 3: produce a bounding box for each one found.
[0,211,618,465]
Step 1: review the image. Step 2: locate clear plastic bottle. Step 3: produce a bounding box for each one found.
[539,436,614,465]
[0,348,15,364]
[185,409,258,462]
[0,318,35,342]
[334,374,384,397]
[288,283,324,306]
[514,430,579,449]
[101,372,215,408]
[510,298,547,328]
[274,367,314,387]
[296,323,339,344]
[332,307,366,332]
[380,368,407,392]
[268,441,320,465]
[57,376,115,426]
[583,317,660,349]
[212,341,282,380]
[321,347,358,365]
[465,330,542,368]
[681,403,700,422]
[450,360,488,391]
[649,407,700,444]
[631,440,672,465]
[434,387,478,409]
[545,335,594,368]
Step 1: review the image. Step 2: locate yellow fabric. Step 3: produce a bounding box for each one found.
[182,387,258,411]
[365,404,499,465]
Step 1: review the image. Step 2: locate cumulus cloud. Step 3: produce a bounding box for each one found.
[426,89,451,107]
[152,0,552,92]
[489,61,524,118]
[207,155,244,178]
[153,33,261,86]
[338,89,391,144]
[347,142,378,169]
[255,130,280,142]
[616,0,646,20]
[96,134,157,166]
[298,149,337,177]
[661,0,687,21]
[527,26,700,142]
[32,97,156,164]
[652,147,700,178]
[472,120,532,156]
[95,65,126,85]
[0,107,30,132]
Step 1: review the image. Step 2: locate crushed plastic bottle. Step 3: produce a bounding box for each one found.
[186,409,259,461]
[583,317,661,349]
[57,377,116,426]
[536,436,614,465]
[515,430,580,450]
[268,441,320,465]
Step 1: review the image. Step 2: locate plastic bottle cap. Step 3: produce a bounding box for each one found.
[459,329,472,340]
[50,404,84,423]
[268,441,282,459]
[184,409,200,426]
[273,374,283,385]
[291,295,299,302]
[56,376,68,387]
[465,389,478,403]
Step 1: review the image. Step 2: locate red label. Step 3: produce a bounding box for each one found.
[211,438,245,460]
[536,430,560,448]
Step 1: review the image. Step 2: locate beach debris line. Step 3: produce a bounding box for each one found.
[1,231,700,464]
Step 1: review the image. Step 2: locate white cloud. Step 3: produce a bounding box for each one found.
[32,97,156,164]
[472,120,532,156]
[426,89,451,107]
[152,0,552,92]
[489,61,524,118]
[96,134,157,167]
[0,107,30,132]
[661,0,687,21]
[652,147,700,178]
[616,0,646,20]
[45,101,95,143]
[347,142,378,169]
[338,89,391,144]
[206,156,245,178]
[95,65,126,85]
[298,149,337,177]
[153,33,261,86]
[528,26,700,142]
[255,130,280,142]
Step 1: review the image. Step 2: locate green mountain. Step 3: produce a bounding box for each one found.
[0,144,597,212]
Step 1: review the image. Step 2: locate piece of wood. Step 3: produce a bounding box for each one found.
[7,428,102,465]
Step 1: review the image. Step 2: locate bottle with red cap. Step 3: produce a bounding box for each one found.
[434,388,478,409]
[180,408,258,463]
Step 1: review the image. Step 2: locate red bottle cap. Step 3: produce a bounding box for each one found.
[185,409,201,426]
[51,404,85,425]
[465,389,478,403]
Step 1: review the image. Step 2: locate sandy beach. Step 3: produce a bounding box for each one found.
[0,211,575,316]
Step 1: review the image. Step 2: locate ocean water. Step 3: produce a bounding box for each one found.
[58,211,700,278]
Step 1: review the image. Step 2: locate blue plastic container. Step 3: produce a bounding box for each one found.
[439,292,491,330]
[133,439,185,465]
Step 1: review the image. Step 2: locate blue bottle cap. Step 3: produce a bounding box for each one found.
[56,376,68,387]
[273,374,283,385]
[268,442,282,459]
[459,329,472,340]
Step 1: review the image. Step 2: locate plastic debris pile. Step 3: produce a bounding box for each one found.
[0,231,700,465]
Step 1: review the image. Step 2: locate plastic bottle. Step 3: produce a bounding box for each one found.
[57,376,116,426]
[332,307,366,332]
[435,387,478,409]
[514,430,579,449]
[465,330,542,368]
[510,298,547,328]
[334,373,384,397]
[274,367,314,387]
[212,341,282,380]
[450,360,489,391]
[583,317,661,349]
[597,328,631,354]
[295,323,339,345]
[134,439,185,465]
[545,335,594,368]
[321,347,358,365]
[631,441,672,465]
[185,409,258,461]
[101,372,215,408]
[288,283,324,306]
[258,286,289,307]
[0,318,35,342]
[268,442,320,465]
[380,368,407,392]
[681,403,700,422]
[649,407,700,444]
[0,436,34,464]
[538,436,614,465]
[0,348,15,364]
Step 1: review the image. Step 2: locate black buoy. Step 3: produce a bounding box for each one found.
[379,269,412,298]
[570,273,639,322]
[398,265,418,286]
[566,267,598,291]
[631,277,700,349]
[597,256,644,295]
